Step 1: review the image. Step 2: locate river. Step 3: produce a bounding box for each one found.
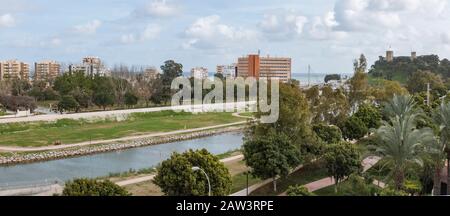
[0,133,244,185]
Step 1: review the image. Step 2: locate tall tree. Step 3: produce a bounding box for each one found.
[157,60,183,104]
[92,76,115,110]
[243,133,301,192]
[348,54,369,108]
[154,149,232,196]
[324,141,362,193]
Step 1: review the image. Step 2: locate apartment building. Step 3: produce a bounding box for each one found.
[0,60,30,81]
[191,67,209,80]
[144,67,160,80]
[217,64,237,78]
[68,56,109,77]
[34,60,61,81]
[237,54,291,82]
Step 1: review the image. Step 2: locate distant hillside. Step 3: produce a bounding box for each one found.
[368,54,450,84]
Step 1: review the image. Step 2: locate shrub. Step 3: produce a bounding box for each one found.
[62,178,130,196]
[286,185,315,196]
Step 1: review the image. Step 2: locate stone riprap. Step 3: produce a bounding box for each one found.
[0,127,244,165]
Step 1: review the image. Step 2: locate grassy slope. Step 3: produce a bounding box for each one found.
[0,111,243,147]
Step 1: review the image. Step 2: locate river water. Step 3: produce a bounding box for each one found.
[0,133,244,184]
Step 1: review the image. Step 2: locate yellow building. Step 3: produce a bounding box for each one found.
[34,60,61,81]
[0,60,30,81]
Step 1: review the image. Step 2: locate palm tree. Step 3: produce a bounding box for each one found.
[376,97,434,190]
[383,94,416,119]
[425,138,446,195]
[434,102,450,195]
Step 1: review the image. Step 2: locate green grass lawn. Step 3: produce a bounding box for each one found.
[0,111,243,147]
[249,161,328,196]
[231,172,262,193]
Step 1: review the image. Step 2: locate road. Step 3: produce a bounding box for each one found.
[0,102,255,124]
[0,122,247,152]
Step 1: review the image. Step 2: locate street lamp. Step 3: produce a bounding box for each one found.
[192,166,211,196]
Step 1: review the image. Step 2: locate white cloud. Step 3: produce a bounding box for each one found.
[142,0,178,17]
[333,0,448,31]
[121,24,161,44]
[306,15,348,41]
[0,14,16,27]
[258,11,308,40]
[74,20,102,34]
[183,15,257,49]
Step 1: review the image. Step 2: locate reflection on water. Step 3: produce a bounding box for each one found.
[0,133,243,184]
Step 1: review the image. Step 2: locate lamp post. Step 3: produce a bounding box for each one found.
[192,166,211,196]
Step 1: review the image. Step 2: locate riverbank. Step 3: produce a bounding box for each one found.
[0,126,245,165]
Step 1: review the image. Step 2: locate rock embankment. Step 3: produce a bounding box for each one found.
[0,127,244,165]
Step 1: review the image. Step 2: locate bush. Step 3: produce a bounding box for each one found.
[62,178,130,196]
[379,188,409,196]
[338,174,379,196]
[286,185,315,196]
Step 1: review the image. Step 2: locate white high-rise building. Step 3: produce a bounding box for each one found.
[191,67,208,80]
[217,64,237,78]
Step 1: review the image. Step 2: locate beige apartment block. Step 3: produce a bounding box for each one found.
[144,67,160,80]
[237,54,291,82]
[0,60,30,81]
[34,60,61,81]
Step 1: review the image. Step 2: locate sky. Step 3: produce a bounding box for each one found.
[1,0,450,74]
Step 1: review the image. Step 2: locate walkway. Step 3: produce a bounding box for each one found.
[0,102,255,124]
[293,156,382,194]
[0,122,246,152]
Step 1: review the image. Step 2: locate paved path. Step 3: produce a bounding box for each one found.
[0,122,247,152]
[0,102,255,124]
[115,155,245,187]
[0,184,63,196]
[295,156,382,194]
